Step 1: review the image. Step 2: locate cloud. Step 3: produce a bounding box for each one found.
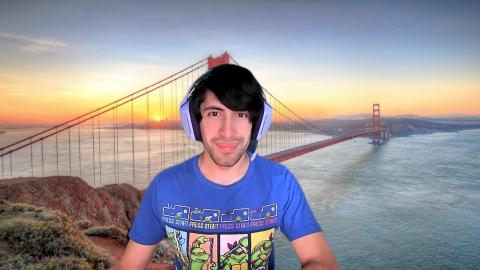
[0,31,69,54]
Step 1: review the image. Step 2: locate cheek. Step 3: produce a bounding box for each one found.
[199,120,214,138]
[242,122,253,138]
[199,121,221,143]
[199,122,207,141]
[199,119,253,140]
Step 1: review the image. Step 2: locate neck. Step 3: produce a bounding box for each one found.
[198,152,250,185]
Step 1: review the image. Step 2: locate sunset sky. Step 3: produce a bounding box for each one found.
[1,0,479,125]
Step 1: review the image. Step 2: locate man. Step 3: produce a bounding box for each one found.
[113,64,339,270]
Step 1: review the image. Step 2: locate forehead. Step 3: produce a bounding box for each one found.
[200,90,228,110]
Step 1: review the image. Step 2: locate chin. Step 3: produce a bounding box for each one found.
[209,148,248,167]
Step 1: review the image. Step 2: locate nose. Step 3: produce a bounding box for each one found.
[219,113,236,138]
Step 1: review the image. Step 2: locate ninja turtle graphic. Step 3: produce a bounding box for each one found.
[251,233,274,270]
[219,236,249,270]
[167,232,217,270]
[189,235,217,270]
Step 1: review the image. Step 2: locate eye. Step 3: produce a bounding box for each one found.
[237,112,249,118]
[207,111,220,117]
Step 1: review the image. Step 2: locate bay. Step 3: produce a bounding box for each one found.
[277,129,480,270]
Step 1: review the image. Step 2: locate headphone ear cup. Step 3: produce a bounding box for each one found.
[180,69,213,141]
[189,102,202,141]
[179,96,197,140]
[252,100,272,141]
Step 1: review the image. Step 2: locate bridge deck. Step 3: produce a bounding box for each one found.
[265,130,380,163]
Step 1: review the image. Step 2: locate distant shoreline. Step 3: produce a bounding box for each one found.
[310,117,480,138]
[1,117,480,139]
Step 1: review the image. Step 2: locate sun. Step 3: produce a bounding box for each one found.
[153,114,162,122]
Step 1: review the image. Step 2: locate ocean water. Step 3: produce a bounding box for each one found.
[0,128,325,188]
[276,129,480,270]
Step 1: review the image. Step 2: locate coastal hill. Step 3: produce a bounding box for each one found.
[0,176,141,230]
[0,176,173,269]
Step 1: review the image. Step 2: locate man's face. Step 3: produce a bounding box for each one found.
[199,90,252,167]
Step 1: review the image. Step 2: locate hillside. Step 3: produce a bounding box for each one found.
[0,176,174,269]
[0,200,113,269]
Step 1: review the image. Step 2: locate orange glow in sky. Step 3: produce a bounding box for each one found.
[0,68,479,125]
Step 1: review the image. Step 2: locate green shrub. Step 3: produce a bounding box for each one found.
[26,256,93,270]
[0,201,113,270]
[84,225,129,246]
[152,240,175,265]
[75,219,94,230]
[0,247,35,270]
[0,202,66,223]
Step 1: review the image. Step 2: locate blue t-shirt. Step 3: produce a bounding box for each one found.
[129,155,321,270]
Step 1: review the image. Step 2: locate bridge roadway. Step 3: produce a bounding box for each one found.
[265,129,382,163]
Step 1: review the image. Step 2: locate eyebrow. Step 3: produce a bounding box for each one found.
[202,106,225,113]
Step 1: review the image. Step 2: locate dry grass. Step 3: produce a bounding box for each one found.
[0,200,113,270]
[84,225,129,246]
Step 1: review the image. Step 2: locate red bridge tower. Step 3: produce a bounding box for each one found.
[372,103,381,144]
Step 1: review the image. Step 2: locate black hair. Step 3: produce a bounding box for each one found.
[189,64,265,134]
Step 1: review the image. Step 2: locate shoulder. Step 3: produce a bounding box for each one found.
[253,155,294,179]
[149,156,195,187]
[254,155,290,172]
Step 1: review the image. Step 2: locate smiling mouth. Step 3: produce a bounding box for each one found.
[216,143,238,152]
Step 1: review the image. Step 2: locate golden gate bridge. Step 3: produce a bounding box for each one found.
[0,52,389,188]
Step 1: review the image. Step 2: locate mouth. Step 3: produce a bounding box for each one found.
[216,142,238,152]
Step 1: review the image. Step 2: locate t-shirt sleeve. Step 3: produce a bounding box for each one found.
[280,169,322,241]
[128,179,166,245]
